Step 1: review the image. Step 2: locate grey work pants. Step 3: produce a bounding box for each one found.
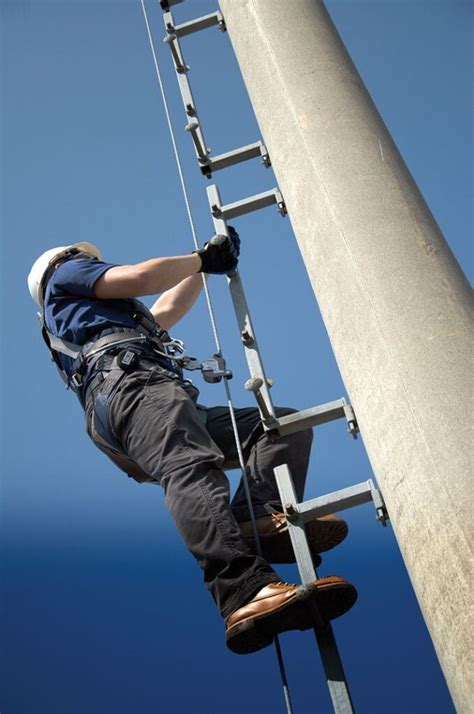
[85,364,313,620]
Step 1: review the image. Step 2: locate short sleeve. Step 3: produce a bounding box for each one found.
[50,258,117,298]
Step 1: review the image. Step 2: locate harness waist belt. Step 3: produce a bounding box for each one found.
[81,330,150,359]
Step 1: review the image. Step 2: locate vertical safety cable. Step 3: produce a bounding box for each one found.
[139,2,294,712]
[140,0,220,352]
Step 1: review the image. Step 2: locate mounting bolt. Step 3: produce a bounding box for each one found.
[343,404,359,439]
[245,378,273,421]
[217,12,226,32]
[376,507,389,527]
[241,329,254,346]
[284,503,299,521]
[348,420,359,439]
[277,201,287,216]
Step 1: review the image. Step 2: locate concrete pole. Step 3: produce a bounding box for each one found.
[218,0,473,710]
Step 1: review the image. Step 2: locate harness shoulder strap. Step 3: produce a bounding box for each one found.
[38,312,82,356]
[45,329,82,359]
[38,312,73,388]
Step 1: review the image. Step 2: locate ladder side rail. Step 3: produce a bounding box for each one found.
[207,184,278,426]
[274,464,355,714]
[229,271,278,425]
[163,11,210,166]
[162,13,270,175]
[315,629,357,714]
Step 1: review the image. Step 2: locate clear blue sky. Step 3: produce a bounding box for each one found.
[2,1,472,713]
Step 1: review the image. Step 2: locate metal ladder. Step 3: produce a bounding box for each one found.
[157,2,389,711]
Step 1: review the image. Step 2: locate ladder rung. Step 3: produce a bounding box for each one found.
[211,188,286,220]
[277,400,346,433]
[166,12,225,38]
[295,479,388,524]
[204,142,270,174]
[275,399,358,436]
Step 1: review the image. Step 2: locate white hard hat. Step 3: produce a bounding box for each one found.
[27,241,102,306]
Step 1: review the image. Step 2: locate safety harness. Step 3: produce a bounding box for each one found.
[39,298,231,394]
[39,298,232,482]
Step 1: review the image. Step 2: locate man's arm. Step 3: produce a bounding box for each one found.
[150,273,203,330]
[92,234,239,329]
[93,254,202,300]
[93,231,240,301]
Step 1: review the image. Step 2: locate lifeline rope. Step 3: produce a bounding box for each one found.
[140,2,294,712]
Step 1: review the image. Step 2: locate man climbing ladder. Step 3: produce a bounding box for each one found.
[27,235,357,654]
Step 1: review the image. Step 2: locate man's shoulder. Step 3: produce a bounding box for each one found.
[50,258,117,298]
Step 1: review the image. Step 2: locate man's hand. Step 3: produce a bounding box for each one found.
[93,227,240,302]
[195,226,240,275]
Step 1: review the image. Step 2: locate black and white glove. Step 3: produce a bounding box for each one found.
[195,226,240,275]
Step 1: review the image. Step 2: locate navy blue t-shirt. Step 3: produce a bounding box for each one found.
[43,257,165,380]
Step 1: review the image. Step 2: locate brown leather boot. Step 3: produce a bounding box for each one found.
[226,578,357,655]
[239,512,348,564]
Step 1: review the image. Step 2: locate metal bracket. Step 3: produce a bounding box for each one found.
[204,141,271,175]
[210,187,287,221]
[165,11,226,38]
[342,402,359,439]
[371,485,390,526]
[295,478,389,527]
[275,398,359,438]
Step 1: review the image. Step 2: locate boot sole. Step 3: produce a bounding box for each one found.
[226,578,357,655]
[243,516,348,564]
[306,516,349,554]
